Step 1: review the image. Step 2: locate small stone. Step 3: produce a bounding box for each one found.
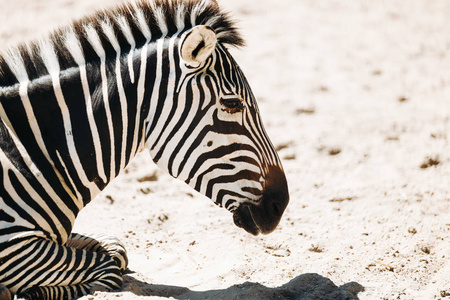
[441,290,450,297]
[408,227,417,234]
[421,246,431,254]
[328,147,342,156]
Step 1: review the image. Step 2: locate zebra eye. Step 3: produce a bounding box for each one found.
[220,97,244,113]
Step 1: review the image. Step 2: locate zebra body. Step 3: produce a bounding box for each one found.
[0,0,289,298]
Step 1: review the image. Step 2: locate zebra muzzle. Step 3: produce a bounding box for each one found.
[233,167,289,235]
[233,196,287,236]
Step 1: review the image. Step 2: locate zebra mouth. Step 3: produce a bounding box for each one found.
[232,201,284,236]
[233,203,261,236]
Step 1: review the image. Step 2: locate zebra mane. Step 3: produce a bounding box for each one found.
[0,0,244,87]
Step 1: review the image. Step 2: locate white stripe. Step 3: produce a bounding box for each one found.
[210,180,261,205]
[117,16,136,83]
[0,148,62,242]
[3,48,29,82]
[175,3,187,31]
[54,150,82,203]
[171,105,215,182]
[0,229,38,268]
[164,75,214,175]
[2,46,81,240]
[0,102,17,137]
[135,0,169,157]
[205,16,221,28]
[3,51,84,198]
[154,6,168,36]
[0,195,35,243]
[147,35,178,168]
[0,239,47,288]
[86,25,115,180]
[130,42,149,156]
[145,39,164,148]
[191,0,209,26]
[38,41,84,201]
[132,3,152,40]
[64,28,106,190]
[6,241,53,288]
[3,51,51,166]
[3,104,81,224]
[198,163,258,197]
[39,38,100,200]
[26,245,66,286]
[102,21,129,172]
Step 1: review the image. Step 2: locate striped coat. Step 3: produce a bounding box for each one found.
[0,0,289,298]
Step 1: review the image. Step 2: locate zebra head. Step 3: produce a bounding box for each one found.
[146,24,289,236]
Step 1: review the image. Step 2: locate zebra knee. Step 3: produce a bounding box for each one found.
[17,286,69,300]
[16,260,123,300]
[67,233,128,272]
[93,234,128,272]
[7,238,124,300]
[90,258,124,290]
[17,285,90,300]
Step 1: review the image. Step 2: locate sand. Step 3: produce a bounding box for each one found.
[1,0,449,299]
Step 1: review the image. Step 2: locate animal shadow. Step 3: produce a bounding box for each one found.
[121,272,364,300]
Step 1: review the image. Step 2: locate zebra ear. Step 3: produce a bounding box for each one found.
[180,25,217,67]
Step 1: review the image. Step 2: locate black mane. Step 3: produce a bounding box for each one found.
[0,0,244,87]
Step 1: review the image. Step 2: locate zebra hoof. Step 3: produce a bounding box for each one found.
[0,285,12,300]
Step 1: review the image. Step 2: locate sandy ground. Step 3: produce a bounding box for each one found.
[1,0,450,299]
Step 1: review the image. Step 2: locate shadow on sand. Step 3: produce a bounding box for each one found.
[122,272,364,300]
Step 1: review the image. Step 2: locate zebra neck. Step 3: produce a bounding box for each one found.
[0,38,173,210]
[56,36,171,205]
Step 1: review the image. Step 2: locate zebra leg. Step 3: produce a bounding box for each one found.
[9,238,123,300]
[65,233,128,273]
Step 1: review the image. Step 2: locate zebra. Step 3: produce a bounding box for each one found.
[0,0,289,299]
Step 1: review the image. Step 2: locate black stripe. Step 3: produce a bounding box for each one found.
[107,55,124,176]
[217,190,247,208]
[85,60,110,186]
[186,142,257,185]
[148,41,171,137]
[2,240,43,285]
[205,169,261,199]
[0,55,19,86]
[194,163,235,191]
[20,242,57,288]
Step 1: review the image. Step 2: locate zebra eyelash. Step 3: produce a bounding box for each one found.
[220,96,244,113]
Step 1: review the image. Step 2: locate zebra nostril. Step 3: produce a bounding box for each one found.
[261,165,289,221]
[271,201,281,217]
[261,188,288,221]
[263,192,285,218]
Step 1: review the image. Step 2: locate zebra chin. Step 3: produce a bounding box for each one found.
[232,166,289,235]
